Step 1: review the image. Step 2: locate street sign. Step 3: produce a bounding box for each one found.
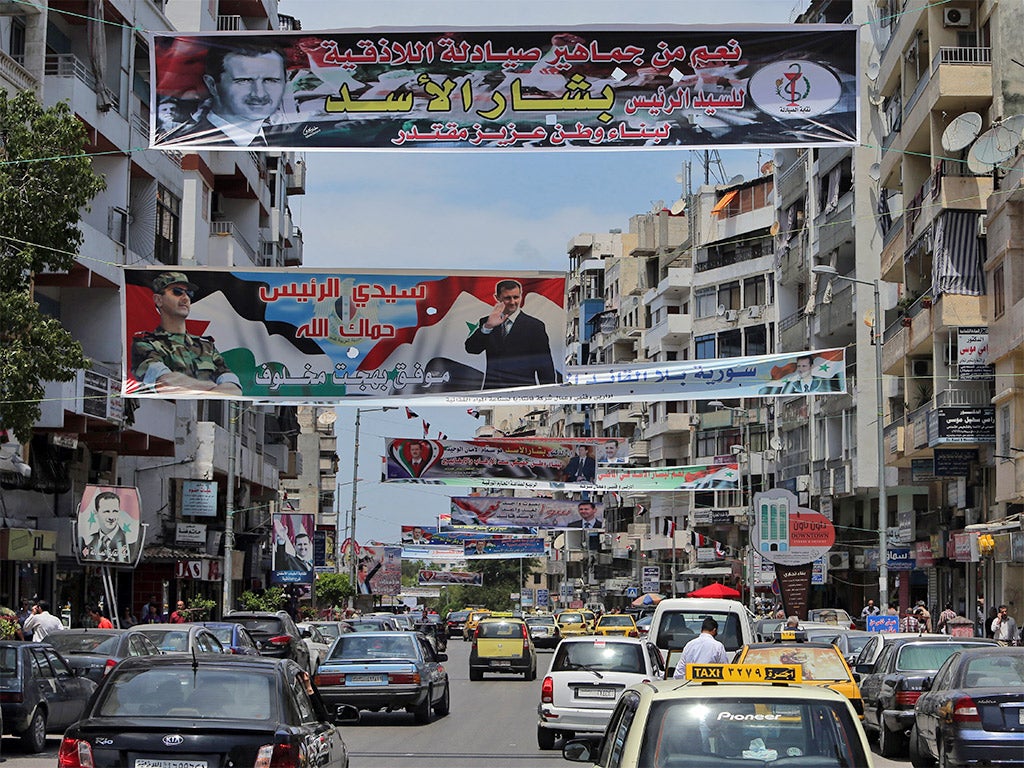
[626,587,639,598]
[866,615,899,632]
[537,589,549,606]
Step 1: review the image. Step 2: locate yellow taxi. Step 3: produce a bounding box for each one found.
[580,609,598,632]
[555,610,591,637]
[561,663,873,768]
[461,609,492,641]
[735,638,864,718]
[593,613,640,637]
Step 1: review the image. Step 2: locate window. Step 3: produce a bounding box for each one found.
[992,264,1005,318]
[155,185,181,265]
[719,329,742,357]
[744,276,766,307]
[695,335,716,360]
[695,288,718,318]
[718,281,740,310]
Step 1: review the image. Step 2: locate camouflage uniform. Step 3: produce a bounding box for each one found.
[131,329,240,389]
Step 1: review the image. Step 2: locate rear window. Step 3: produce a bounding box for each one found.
[599,616,634,627]
[96,667,274,720]
[206,626,235,644]
[313,624,341,640]
[143,629,191,652]
[477,621,524,639]
[449,611,470,621]
[898,643,983,672]
[526,616,555,626]
[964,655,1024,686]
[636,696,867,768]
[328,634,416,660]
[656,611,744,652]
[0,647,18,678]
[230,618,284,635]
[553,641,644,674]
[558,613,584,624]
[46,633,121,654]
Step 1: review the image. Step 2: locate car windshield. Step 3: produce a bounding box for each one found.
[656,611,744,652]
[553,641,644,673]
[635,697,867,768]
[96,667,274,720]
[46,633,121,654]
[897,643,979,672]
[600,616,634,627]
[742,647,850,681]
[328,634,416,660]
[964,655,1024,686]
[143,629,191,652]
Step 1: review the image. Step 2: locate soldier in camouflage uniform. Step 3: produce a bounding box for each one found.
[131,272,242,394]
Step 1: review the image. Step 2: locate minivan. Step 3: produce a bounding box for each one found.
[647,598,755,658]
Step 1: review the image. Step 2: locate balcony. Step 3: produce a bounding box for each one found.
[0,49,37,93]
[643,265,693,305]
[880,216,906,282]
[284,227,303,266]
[43,53,127,147]
[812,281,854,340]
[209,221,260,267]
[645,313,692,352]
[779,310,807,351]
[644,413,692,439]
[286,158,306,195]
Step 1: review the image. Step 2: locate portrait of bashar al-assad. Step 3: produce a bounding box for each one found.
[77,486,143,565]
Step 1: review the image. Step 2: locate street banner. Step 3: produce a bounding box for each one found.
[418,570,484,586]
[401,524,532,541]
[597,463,739,491]
[271,513,314,584]
[349,544,402,596]
[122,267,565,400]
[150,26,858,152]
[450,496,606,529]
[751,487,835,566]
[464,537,546,559]
[400,543,467,561]
[75,485,147,567]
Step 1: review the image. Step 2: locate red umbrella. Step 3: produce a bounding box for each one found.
[688,582,741,599]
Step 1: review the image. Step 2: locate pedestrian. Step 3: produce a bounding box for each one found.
[886,603,899,616]
[22,600,65,641]
[991,605,1019,645]
[860,599,880,618]
[141,594,161,619]
[168,600,188,624]
[936,602,958,634]
[121,606,138,628]
[141,604,165,624]
[899,606,921,633]
[87,606,114,629]
[915,601,933,633]
[672,617,730,678]
[976,597,987,637]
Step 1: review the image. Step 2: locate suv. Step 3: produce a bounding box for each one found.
[223,611,311,673]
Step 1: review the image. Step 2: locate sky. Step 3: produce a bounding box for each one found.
[275,0,810,543]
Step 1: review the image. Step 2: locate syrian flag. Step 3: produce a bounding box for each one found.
[422,420,430,438]
[714,540,727,559]
[467,408,480,418]
[405,407,419,419]
[662,519,676,538]
[437,431,447,440]
[636,504,646,516]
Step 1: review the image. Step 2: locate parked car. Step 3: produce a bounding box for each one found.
[44,628,162,682]
[807,608,857,629]
[222,610,311,673]
[445,609,470,639]
[58,654,352,768]
[297,622,333,671]
[314,631,450,724]
[195,621,262,655]
[803,627,875,667]
[306,620,354,643]
[911,646,1024,768]
[525,614,561,649]
[469,616,537,680]
[856,635,997,757]
[133,623,226,656]
[537,635,664,749]
[0,641,98,752]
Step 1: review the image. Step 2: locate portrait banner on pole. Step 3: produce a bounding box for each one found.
[75,485,146,567]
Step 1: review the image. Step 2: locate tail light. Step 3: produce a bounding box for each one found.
[522,622,531,650]
[0,692,24,703]
[256,742,301,768]
[389,672,421,684]
[58,738,94,768]
[314,673,345,686]
[895,690,921,707]
[103,658,117,675]
[628,629,638,637]
[541,676,554,703]
[267,635,292,647]
[952,696,981,724]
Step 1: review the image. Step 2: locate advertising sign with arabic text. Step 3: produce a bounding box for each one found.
[151,27,857,152]
[464,537,546,559]
[750,488,835,566]
[450,496,605,529]
[597,464,740,491]
[418,570,484,586]
[122,268,564,400]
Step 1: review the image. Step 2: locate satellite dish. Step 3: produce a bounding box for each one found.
[670,198,686,215]
[968,125,1014,172]
[770,221,780,236]
[716,304,727,316]
[868,163,881,181]
[652,199,665,212]
[993,117,1024,153]
[727,174,745,185]
[999,114,1024,143]
[769,436,783,451]
[941,112,982,152]
[317,410,337,426]
[866,61,880,81]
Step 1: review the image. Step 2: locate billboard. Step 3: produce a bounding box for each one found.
[271,514,314,584]
[596,463,739,491]
[75,485,146,567]
[418,570,484,586]
[464,537,546,559]
[122,268,565,400]
[450,496,605,529]
[750,488,835,566]
[150,26,858,152]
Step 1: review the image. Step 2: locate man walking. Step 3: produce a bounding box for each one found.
[672,617,729,678]
[22,600,64,641]
[991,605,1019,644]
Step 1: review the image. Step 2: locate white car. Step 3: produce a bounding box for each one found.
[297,622,333,674]
[537,635,664,750]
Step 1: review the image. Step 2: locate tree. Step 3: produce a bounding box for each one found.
[314,572,352,609]
[0,90,106,441]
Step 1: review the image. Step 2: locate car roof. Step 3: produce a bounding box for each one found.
[50,628,128,635]
[641,678,854,702]
[112,654,288,671]
[479,616,524,623]
[560,635,645,645]
[745,642,841,650]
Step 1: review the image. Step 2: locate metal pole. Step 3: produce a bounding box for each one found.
[222,400,237,616]
[348,408,362,610]
[874,281,889,612]
[745,415,755,612]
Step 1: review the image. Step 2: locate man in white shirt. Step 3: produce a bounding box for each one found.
[673,617,730,677]
[22,600,64,641]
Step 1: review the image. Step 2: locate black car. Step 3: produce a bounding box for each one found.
[856,635,997,757]
[445,610,470,639]
[223,610,311,671]
[0,640,98,752]
[44,629,163,682]
[58,654,353,768]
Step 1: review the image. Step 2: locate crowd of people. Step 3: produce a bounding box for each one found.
[860,597,1019,643]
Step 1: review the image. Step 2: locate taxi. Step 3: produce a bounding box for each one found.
[580,609,598,632]
[555,611,591,637]
[461,609,493,641]
[593,613,640,637]
[560,663,873,768]
[735,632,864,718]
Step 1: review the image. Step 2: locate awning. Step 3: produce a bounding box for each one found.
[711,190,738,216]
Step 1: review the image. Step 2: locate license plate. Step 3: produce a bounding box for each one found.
[1018,709,1024,726]
[135,761,207,768]
[492,660,511,667]
[576,687,616,699]
[347,674,386,685]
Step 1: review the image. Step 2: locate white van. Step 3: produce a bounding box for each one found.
[648,598,755,656]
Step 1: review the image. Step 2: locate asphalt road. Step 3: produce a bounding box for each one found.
[0,637,909,768]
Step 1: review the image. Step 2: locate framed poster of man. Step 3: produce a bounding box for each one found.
[76,486,145,566]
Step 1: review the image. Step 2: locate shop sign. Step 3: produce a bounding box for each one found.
[692,508,733,525]
[175,559,220,580]
[886,548,914,570]
[181,480,218,518]
[0,528,57,562]
[956,327,994,381]
[175,522,207,545]
[933,407,995,444]
[933,448,979,476]
[897,509,915,544]
[914,541,935,567]
[952,532,977,562]
[993,533,1011,562]
[930,531,946,559]
[910,459,936,483]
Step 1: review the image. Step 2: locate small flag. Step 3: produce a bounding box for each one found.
[405,407,419,419]
[467,408,480,418]
[422,420,430,438]
[662,519,676,538]
[437,431,447,440]
[636,503,646,516]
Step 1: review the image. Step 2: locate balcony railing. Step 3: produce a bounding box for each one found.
[44,53,120,110]
[211,221,258,263]
[0,49,37,92]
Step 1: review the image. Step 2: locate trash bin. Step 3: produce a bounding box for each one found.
[948,616,974,637]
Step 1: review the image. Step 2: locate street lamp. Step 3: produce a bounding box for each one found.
[709,400,754,610]
[811,264,888,612]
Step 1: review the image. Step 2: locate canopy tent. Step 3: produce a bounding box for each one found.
[687,582,740,599]
[630,593,664,607]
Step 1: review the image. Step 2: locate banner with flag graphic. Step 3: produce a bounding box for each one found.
[598,463,740,491]
[122,267,565,400]
[450,496,605,529]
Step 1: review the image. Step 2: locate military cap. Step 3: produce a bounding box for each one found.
[152,272,199,294]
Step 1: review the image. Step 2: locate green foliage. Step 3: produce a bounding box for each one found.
[239,587,286,612]
[182,596,216,621]
[0,90,105,441]
[314,572,352,607]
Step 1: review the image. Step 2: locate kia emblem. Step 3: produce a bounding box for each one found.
[163,735,184,746]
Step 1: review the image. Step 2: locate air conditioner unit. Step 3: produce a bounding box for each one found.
[911,359,933,378]
[827,552,850,570]
[724,309,739,322]
[943,7,970,26]
[977,214,987,237]
[748,305,762,318]
[688,414,702,427]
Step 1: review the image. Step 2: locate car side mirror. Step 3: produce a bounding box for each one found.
[299,628,311,638]
[436,653,448,662]
[563,738,601,763]
[331,704,360,725]
[921,676,932,691]
[855,663,873,674]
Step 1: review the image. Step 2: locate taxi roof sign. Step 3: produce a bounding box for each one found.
[686,664,803,683]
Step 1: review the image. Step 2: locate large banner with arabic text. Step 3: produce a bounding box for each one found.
[151,26,857,152]
[122,268,565,400]
[464,537,546,559]
[450,496,606,529]
[596,464,740,491]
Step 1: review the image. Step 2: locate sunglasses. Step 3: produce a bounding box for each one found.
[166,287,194,298]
